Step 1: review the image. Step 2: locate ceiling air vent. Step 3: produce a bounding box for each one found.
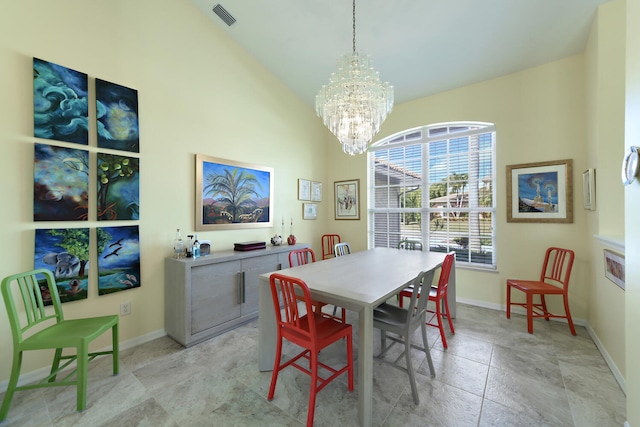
[213,4,236,26]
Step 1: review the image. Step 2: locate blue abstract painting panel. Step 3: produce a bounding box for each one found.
[97,225,141,295]
[34,228,90,304]
[96,79,139,153]
[97,153,140,220]
[33,58,88,145]
[34,143,89,221]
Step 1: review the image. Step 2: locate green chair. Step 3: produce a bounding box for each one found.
[1,269,119,421]
[397,239,423,251]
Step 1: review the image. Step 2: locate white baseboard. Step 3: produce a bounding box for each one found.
[456,298,627,395]
[0,329,167,393]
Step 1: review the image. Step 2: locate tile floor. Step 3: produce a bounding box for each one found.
[0,303,627,426]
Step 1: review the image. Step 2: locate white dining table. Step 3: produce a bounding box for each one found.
[257,247,455,427]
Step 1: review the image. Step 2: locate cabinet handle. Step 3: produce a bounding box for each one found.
[241,271,246,303]
[277,263,282,270]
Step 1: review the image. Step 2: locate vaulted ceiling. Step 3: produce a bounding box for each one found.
[190,0,609,108]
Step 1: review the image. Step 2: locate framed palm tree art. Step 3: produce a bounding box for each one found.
[195,154,274,231]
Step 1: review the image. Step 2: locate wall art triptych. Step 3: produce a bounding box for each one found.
[32,57,141,301]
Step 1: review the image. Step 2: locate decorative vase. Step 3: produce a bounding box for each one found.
[287,234,296,245]
[270,234,282,246]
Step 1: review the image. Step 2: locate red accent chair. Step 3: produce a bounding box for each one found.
[399,252,456,349]
[268,273,354,427]
[506,247,576,335]
[288,248,345,322]
[321,234,341,260]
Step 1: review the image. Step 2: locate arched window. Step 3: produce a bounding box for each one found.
[368,122,496,268]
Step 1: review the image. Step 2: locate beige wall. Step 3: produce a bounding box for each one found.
[0,0,328,382]
[585,0,627,381]
[0,2,633,419]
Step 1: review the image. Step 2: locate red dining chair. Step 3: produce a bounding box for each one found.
[288,248,345,322]
[268,273,354,427]
[399,252,456,349]
[506,247,576,335]
[321,234,341,260]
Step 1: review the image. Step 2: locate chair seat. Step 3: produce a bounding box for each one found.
[373,303,409,327]
[282,313,351,346]
[21,316,119,351]
[507,279,564,295]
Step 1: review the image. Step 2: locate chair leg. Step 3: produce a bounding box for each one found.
[443,294,455,334]
[563,295,577,335]
[540,295,550,320]
[0,351,23,421]
[526,293,534,334]
[76,344,88,411]
[307,350,319,427]
[268,336,283,400]
[404,333,419,405]
[506,284,512,318]
[436,300,448,349]
[346,334,354,390]
[420,323,435,378]
[49,348,63,382]
[112,324,119,375]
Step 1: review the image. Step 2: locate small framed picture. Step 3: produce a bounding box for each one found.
[298,179,310,201]
[604,249,625,290]
[303,203,318,220]
[334,179,360,220]
[311,181,322,202]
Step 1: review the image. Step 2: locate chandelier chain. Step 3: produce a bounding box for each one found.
[352,0,356,54]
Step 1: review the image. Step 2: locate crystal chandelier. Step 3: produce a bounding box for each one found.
[315,0,394,156]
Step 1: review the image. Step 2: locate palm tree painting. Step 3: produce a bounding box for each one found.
[34,228,90,304]
[196,155,273,231]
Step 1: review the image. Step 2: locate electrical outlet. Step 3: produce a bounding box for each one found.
[120,301,131,316]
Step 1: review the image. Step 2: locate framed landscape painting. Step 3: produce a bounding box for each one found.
[196,154,274,231]
[506,159,573,223]
[97,153,140,220]
[96,78,140,153]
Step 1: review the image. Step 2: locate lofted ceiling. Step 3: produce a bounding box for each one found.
[190,0,609,108]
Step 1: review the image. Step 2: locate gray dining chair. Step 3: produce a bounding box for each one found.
[333,242,351,256]
[374,269,436,404]
[397,239,423,251]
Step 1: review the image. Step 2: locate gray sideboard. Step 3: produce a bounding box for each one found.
[164,243,309,347]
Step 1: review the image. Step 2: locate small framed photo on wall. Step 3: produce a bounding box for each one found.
[298,179,310,201]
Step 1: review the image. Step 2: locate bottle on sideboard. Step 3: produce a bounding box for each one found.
[193,234,200,258]
[174,229,184,259]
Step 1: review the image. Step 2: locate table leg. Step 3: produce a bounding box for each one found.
[358,306,373,427]
[258,277,276,371]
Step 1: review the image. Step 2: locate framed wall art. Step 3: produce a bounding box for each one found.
[298,179,310,201]
[34,143,89,221]
[33,58,88,145]
[506,159,573,223]
[196,154,273,231]
[97,153,140,221]
[311,181,322,202]
[583,168,595,210]
[96,78,140,153]
[97,225,141,295]
[303,203,318,220]
[34,227,90,304]
[334,179,360,220]
[603,249,625,290]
